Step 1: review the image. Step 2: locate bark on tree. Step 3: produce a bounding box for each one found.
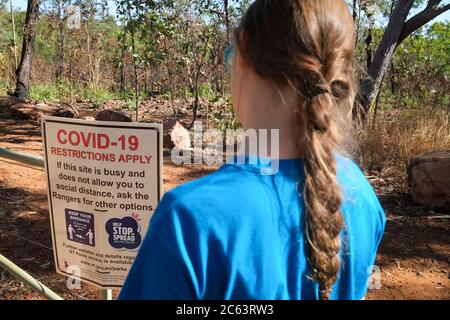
[224,0,230,45]
[13,0,41,99]
[10,0,18,71]
[120,32,127,98]
[399,0,450,42]
[364,2,374,72]
[352,0,359,21]
[356,0,449,120]
[55,0,65,84]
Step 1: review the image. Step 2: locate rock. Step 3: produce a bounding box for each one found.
[103,100,125,110]
[163,117,190,149]
[35,103,50,109]
[52,103,79,118]
[0,96,26,117]
[78,110,97,120]
[408,150,450,212]
[0,96,57,120]
[171,122,191,150]
[95,109,132,122]
[9,103,44,120]
[0,96,25,108]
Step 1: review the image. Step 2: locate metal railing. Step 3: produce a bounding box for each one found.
[0,147,45,168]
[0,254,63,300]
[0,147,112,300]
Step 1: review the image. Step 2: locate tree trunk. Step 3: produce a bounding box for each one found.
[224,0,230,45]
[56,0,65,84]
[13,0,41,99]
[10,0,18,71]
[357,0,414,118]
[354,1,362,49]
[365,22,373,71]
[390,62,397,94]
[352,0,358,21]
[399,0,450,43]
[356,0,450,120]
[120,32,127,98]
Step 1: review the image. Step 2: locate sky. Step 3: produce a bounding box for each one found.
[10,0,450,24]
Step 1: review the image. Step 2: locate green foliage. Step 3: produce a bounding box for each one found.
[384,21,450,110]
[208,95,241,136]
[0,0,447,129]
[29,83,61,101]
[29,81,123,106]
[82,85,117,102]
[426,22,450,75]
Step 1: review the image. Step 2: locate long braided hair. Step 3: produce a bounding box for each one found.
[237,0,356,299]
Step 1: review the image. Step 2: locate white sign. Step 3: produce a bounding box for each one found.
[42,116,162,289]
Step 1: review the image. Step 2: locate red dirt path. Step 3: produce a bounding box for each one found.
[0,119,448,300]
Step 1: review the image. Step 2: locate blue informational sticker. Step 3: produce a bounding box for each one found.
[65,209,95,247]
[105,216,142,250]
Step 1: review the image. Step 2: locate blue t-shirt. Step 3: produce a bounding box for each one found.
[119,156,386,300]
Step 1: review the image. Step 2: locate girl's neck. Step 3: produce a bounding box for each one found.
[239,82,306,160]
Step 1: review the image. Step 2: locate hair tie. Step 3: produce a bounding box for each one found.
[312,83,331,97]
[299,72,332,99]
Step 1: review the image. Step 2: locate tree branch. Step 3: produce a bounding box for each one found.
[399,0,450,43]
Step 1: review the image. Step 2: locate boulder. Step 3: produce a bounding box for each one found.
[9,103,44,120]
[179,107,188,115]
[408,150,450,212]
[52,103,79,118]
[0,96,56,120]
[163,117,190,149]
[0,96,26,118]
[0,96,25,108]
[95,109,132,122]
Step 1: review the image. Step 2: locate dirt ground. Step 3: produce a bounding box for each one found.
[0,118,448,300]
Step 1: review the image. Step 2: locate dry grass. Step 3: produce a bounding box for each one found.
[357,109,450,192]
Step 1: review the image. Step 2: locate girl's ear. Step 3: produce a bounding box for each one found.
[236,49,248,71]
[235,29,248,71]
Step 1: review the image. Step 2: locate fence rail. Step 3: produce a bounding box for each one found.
[0,147,45,168]
[0,147,112,300]
[0,254,63,300]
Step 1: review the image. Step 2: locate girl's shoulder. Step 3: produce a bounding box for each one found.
[148,164,266,229]
[336,155,382,207]
[149,155,385,234]
[336,155,386,241]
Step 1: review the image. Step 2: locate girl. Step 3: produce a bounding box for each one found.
[119,0,386,300]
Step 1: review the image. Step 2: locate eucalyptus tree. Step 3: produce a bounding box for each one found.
[357,0,449,119]
[13,0,41,99]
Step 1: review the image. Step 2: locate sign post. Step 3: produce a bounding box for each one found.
[42,116,162,297]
